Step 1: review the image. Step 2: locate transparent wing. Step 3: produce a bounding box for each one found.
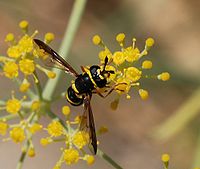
[80,95,97,154]
[34,39,79,77]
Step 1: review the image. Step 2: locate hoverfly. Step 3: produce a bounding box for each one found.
[34,39,115,154]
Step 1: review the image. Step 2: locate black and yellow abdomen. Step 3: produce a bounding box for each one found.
[66,73,94,106]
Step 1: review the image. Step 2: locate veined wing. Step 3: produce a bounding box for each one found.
[80,94,97,154]
[34,39,79,77]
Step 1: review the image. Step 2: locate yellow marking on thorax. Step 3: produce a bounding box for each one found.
[84,67,97,87]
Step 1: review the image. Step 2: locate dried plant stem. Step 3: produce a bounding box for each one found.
[152,87,200,140]
[97,149,123,169]
[192,128,200,167]
[42,0,87,100]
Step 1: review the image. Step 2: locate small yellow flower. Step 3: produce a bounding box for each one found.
[31,100,41,111]
[72,131,89,149]
[19,58,35,75]
[7,45,21,58]
[3,61,19,78]
[19,79,30,92]
[29,123,42,134]
[146,38,154,47]
[5,33,15,42]
[10,127,25,143]
[28,147,36,157]
[125,67,142,82]
[6,98,21,114]
[139,89,149,100]
[124,47,140,63]
[85,155,95,165]
[18,35,33,53]
[47,121,63,137]
[113,51,125,65]
[92,35,101,45]
[62,106,71,116]
[63,148,79,165]
[116,33,125,43]
[157,72,170,81]
[45,33,55,43]
[0,122,9,135]
[142,60,153,69]
[98,48,112,62]
[47,71,56,79]
[19,20,29,29]
[40,138,52,146]
[161,153,170,162]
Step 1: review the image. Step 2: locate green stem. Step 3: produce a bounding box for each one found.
[16,141,30,169]
[152,87,200,140]
[34,72,43,100]
[0,114,18,121]
[97,149,123,169]
[42,0,87,100]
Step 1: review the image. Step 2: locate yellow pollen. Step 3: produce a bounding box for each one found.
[113,51,125,65]
[139,89,149,100]
[161,153,170,162]
[7,46,21,59]
[29,123,42,134]
[5,33,15,42]
[31,100,41,111]
[116,33,125,43]
[125,67,142,82]
[18,35,33,53]
[45,33,55,43]
[47,121,63,137]
[40,138,52,146]
[19,20,29,29]
[85,155,95,165]
[146,38,155,47]
[28,147,36,157]
[19,59,35,75]
[47,71,56,79]
[124,47,140,63]
[157,72,170,81]
[72,131,89,149]
[142,60,153,69]
[20,79,30,92]
[6,98,21,114]
[10,127,25,143]
[63,148,79,165]
[0,122,9,135]
[62,106,71,116]
[3,61,19,79]
[92,35,101,45]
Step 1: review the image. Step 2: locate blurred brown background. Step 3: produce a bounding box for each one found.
[0,0,200,169]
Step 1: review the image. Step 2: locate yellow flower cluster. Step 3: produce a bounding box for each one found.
[0,93,42,157]
[92,33,170,108]
[0,20,56,93]
[41,106,95,168]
